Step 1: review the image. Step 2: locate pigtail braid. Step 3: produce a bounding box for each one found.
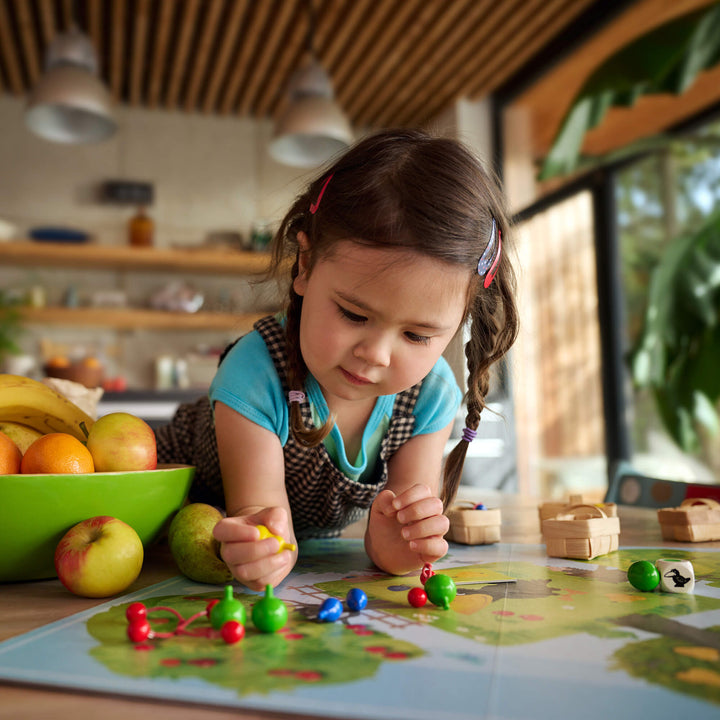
[283,243,334,448]
[440,247,519,509]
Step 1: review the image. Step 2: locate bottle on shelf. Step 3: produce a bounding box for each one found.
[128,206,154,247]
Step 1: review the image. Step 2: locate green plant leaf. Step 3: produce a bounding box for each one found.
[631,209,720,451]
[539,4,720,180]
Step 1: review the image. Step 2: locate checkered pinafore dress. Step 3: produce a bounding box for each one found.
[156,315,421,538]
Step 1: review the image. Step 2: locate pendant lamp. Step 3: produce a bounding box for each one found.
[268,2,352,168]
[25,26,117,144]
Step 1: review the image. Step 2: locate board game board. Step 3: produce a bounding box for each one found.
[1,540,719,720]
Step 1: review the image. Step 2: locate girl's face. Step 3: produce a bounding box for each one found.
[293,236,470,407]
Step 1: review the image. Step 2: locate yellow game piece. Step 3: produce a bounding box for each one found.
[256,524,296,553]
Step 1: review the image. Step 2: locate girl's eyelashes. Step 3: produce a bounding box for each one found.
[337,303,431,345]
[337,305,367,324]
[404,331,431,345]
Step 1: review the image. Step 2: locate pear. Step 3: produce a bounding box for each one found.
[0,421,43,454]
[168,503,233,584]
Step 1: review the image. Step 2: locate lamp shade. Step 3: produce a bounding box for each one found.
[268,58,353,168]
[25,28,117,144]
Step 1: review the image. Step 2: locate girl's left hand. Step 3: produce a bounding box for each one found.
[366,484,449,575]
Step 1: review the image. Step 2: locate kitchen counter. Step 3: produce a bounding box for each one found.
[98,389,207,428]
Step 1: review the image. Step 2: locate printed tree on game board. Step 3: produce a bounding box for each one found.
[86,591,422,696]
[612,622,720,705]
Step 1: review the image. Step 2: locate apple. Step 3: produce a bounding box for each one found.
[168,503,233,584]
[54,516,144,598]
[86,412,157,472]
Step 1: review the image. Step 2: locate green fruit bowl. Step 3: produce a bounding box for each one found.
[0,464,194,582]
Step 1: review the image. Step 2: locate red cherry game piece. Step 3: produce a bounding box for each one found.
[220,620,245,644]
[126,602,147,622]
[408,587,427,607]
[127,619,151,642]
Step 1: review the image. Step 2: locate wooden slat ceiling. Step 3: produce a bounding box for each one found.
[0,0,601,131]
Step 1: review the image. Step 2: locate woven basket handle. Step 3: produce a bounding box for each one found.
[680,498,720,509]
[555,503,607,521]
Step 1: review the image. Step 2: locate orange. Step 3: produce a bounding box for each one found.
[46,355,71,368]
[21,433,95,474]
[0,431,22,474]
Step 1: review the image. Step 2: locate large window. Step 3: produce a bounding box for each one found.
[617,116,720,483]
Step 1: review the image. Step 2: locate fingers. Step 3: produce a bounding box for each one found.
[372,488,398,517]
[223,549,294,592]
[389,483,449,563]
[213,513,296,591]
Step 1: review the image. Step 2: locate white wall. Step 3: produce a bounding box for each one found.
[0,95,305,245]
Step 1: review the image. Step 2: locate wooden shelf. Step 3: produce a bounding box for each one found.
[0,241,272,275]
[19,306,267,331]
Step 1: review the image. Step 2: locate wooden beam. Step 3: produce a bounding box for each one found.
[87,0,103,73]
[13,0,42,85]
[236,0,297,116]
[389,0,530,127]
[37,0,57,46]
[129,0,151,106]
[218,0,274,115]
[183,0,225,112]
[165,0,201,109]
[322,0,372,72]
[0,1,25,94]
[146,0,176,109]
[109,0,127,100]
[254,4,307,117]
[329,0,395,95]
[360,0,481,127]
[338,0,426,115]
[411,0,577,127]
[200,0,248,114]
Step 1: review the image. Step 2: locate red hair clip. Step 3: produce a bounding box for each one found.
[310,174,333,215]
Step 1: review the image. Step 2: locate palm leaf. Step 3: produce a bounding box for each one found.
[630,207,720,451]
[539,4,720,180]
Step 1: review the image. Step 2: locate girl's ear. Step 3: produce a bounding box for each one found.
[293,231,310,296]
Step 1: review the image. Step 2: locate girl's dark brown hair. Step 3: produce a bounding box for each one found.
[269,129,519,508]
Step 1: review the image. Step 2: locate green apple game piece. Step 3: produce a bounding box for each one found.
[209,585,246,629]
[627,560,660,591]
[424,573,457,609]
[251,584,288,633]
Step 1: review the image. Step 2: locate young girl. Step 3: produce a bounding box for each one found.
[157,129,518,590]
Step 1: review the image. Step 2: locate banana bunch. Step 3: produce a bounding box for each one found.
[0,374,95,442]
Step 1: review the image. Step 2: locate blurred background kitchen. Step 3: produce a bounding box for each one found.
[2,0,720,501]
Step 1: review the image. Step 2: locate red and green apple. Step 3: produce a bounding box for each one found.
[86,412,157,472]
[54,516,144,597]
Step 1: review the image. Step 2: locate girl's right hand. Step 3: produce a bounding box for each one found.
[213,506,296,591]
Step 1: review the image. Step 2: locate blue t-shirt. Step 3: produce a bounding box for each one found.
[209,327,462,482]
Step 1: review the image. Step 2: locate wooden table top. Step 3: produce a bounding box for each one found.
[1,493,717,720]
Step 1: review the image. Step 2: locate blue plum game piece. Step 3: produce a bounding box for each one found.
[317,597,343,622]
[346,588,368,612]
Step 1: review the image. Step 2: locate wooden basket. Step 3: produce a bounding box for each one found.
[657,498,720,542]
[542,504,620,560]
[538,494,617,527]
[446,500,501,545]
